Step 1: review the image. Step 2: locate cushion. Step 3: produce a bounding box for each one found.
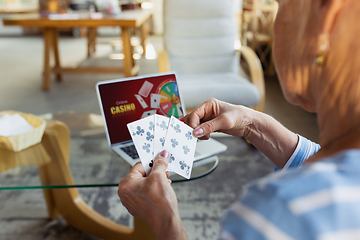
[177,72,261,109]
[165,17,235,38]
[165,35,236,58]
[169,53,238,74]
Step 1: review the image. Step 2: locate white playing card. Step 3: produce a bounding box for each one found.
[135,94,148,109]
[154,114,170,157]
[150,93,161,109]
[127,115,155,175]
[163,116,197,179]
[141,110,156,119]
[138,81,153,98]
[176,103,184,118]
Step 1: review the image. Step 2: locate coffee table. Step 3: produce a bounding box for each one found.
[0,112,219,239]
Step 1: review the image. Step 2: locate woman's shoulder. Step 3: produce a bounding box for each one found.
[249,149,360,200]
[219,149,360,240]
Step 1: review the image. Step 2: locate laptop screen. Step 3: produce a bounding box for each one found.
[96,73,185,145]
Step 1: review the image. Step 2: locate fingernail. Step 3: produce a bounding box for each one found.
[194,128,204,137]
[161,150,169,158]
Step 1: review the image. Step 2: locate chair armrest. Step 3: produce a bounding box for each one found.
[237,46,265,112]
[158,49,170,73]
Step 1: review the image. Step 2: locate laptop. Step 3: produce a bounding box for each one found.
[95,72,227,166]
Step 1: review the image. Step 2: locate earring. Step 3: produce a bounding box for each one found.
[315,54,325,66]
[315,33,330,66]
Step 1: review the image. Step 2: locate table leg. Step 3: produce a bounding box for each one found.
[121,27,134,77]
[87,27,97,58]
[42,28,52,90]
[40,121,156,240]
[140,22,148,56]
[51,29,62,82]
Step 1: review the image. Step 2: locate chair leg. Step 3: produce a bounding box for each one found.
[39,122,156,240]
[238,45,265,112]
[38,166,61,220]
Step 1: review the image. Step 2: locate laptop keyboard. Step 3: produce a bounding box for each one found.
[121,145,139,159]
[121,141,200,159]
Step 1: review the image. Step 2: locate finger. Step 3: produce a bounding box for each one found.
[168,179,172,184]
[186,99,218,129]
[129,161,146,177]
[166,171,171,178]
[193,115,227,138]
[151,150,170,174]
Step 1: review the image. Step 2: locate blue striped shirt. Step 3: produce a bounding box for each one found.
[219,136,360,239]
[274,135,321,171]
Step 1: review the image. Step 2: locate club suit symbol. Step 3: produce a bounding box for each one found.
[185,131,192,140]
[160,121,167,130]
[160,137,165,146]
[171,139,178,148]
[169,154,175,163]
[183,145,190,154]
[146,132,154,141]
[149,121,154,130]
[173,124,181,133]
[142,143,151,153]
[136,126,144,136]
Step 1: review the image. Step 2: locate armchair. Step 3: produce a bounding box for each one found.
[158,0,265,112]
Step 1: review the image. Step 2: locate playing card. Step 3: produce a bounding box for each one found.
[127,115,155,175]
[138,80,153,98]
[150,93,161,109]
[154,114,170,157]
[141,110,156,119]
[163,116,197,179]
[135,94,148,109]
[176,103,184,118]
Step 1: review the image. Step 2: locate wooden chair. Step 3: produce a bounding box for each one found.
[158,0,265,112]
[242,0,278,75]
[0,121,156,240]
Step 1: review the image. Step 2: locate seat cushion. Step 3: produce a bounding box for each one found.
[177,72,260,109]
[169,53,238,74]
[165,18,235,38]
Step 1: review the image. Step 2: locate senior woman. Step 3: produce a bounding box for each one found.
[118,0,360,239]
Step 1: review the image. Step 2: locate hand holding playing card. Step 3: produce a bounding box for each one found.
[128,114,197,179]
[184,98,255,139]
[118,150,187,239]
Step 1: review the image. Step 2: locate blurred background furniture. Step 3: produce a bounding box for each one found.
[158,0,265,112]
[242,0,278,75]
[0,0,38,13]
[0,0,39,35]
[2,9,152,90]
[87,1,153,61]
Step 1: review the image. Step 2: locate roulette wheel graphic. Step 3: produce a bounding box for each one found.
[156,80,184,118]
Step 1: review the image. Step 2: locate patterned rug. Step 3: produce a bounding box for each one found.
[0,136,274,240]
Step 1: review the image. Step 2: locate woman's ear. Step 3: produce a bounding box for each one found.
[317,0,347,35]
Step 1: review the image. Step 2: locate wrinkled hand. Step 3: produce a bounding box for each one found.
[184,98,256,139]
[118,150,187,240]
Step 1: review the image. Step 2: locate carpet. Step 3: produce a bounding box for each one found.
[0,134,274,240]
